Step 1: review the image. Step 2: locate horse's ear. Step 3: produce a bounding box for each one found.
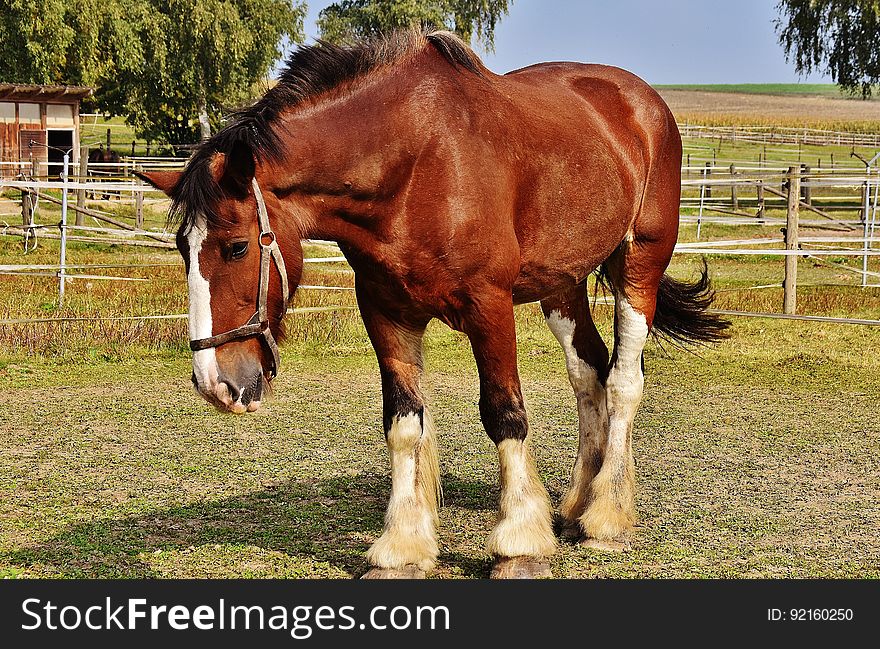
[135,170,182,196]
[211,140,255,198]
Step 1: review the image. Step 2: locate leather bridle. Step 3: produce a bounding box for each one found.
[189,178,290,379]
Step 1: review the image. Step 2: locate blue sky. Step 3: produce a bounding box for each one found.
[300,0,829,84]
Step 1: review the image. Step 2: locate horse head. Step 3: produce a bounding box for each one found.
[137,141,303,413]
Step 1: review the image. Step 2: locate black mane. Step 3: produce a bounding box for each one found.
[170,29,483,232]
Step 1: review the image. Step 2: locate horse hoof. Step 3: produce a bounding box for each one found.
[490,556,553,579]
[361,565,426,579]
[557,521,583,542]
[580,538,629,553]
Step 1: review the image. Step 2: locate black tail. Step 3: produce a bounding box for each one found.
[596,259,730,347]
[653,260,730,345]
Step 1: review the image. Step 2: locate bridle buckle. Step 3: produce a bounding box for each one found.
[259,231,276,247]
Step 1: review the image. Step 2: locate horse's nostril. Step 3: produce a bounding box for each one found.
[221,380,241,404]
[239,372,263,407]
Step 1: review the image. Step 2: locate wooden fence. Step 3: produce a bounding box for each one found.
[1,159,878,314]
[679,123,880,148]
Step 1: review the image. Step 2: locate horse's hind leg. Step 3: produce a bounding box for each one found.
[541,286,610,539]
[358,299,440,579]
[579,233,672,546]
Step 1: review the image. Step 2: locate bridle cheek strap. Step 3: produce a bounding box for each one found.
[188,178,290,379]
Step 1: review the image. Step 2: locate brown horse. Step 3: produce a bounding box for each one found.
[139,29,728,579]
[88,145,122,200]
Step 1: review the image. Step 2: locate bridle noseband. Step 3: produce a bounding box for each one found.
[189,178,290,379]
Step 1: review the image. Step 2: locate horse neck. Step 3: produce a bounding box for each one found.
[264,50,475,248]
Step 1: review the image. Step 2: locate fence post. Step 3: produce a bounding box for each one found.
[756,180,764,219]
[704,162,712,199]
[106,128,112,151]
[135,165,144,229]
[801,163,811,205]
[21,187,32,227]
[863,172,872,287]
[697,165,708,240]
[58,150,70,307]
[76,144,88,226]
[783,166,800,315]
[729,163,738,211]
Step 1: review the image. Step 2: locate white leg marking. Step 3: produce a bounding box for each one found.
[582,296,648,540]
[545,310,608,524]
[367,412,440,571]
[487,439,555,558]
[605,297,648,456]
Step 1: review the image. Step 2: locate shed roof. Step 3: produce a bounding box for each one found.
[0,84,93,102]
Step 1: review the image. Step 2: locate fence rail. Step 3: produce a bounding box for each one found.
[679,122,880,148]
[1,148,878,319]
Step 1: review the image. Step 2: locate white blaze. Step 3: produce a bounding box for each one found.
[187,220,220,388]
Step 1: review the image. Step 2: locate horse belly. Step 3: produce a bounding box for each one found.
[512,215,629,304]
[510,160,638,304]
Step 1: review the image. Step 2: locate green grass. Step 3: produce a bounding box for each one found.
[679,134,877,170]
[1,221,879,577]
[1,312,878,578]
[79,115,175,157]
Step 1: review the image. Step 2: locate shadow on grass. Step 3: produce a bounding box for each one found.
[3,472,497,579]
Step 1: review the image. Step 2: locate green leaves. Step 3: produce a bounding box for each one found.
[317,0,512,51]
[0,0,77,84]
[104,0,307,145]
[776,0,880,98]
[0,0,509,145]
[0,1,306,145]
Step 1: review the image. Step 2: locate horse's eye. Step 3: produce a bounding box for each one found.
[230,241,249,260]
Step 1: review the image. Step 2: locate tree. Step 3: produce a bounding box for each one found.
[0,0,93,85]
[317,0,512,50]
[101,0,306,144]
[776,0,880,97]
[0,0,306,145]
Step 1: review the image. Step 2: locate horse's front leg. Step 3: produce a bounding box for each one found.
[359,304,440,579]
[463,291,556,578]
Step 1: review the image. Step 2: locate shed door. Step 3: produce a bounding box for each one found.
[19,129,47,175]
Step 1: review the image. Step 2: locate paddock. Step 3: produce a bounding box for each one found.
[0,108,879,578]
[1,302,878,578]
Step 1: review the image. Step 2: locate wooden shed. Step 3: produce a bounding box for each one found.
[0,84,93,178]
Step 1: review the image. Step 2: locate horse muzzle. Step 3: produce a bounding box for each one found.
[192,368,267,414]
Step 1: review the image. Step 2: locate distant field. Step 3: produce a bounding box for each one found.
[79,114,163,157]
[654,83,879,99]
[656,86,880,132]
